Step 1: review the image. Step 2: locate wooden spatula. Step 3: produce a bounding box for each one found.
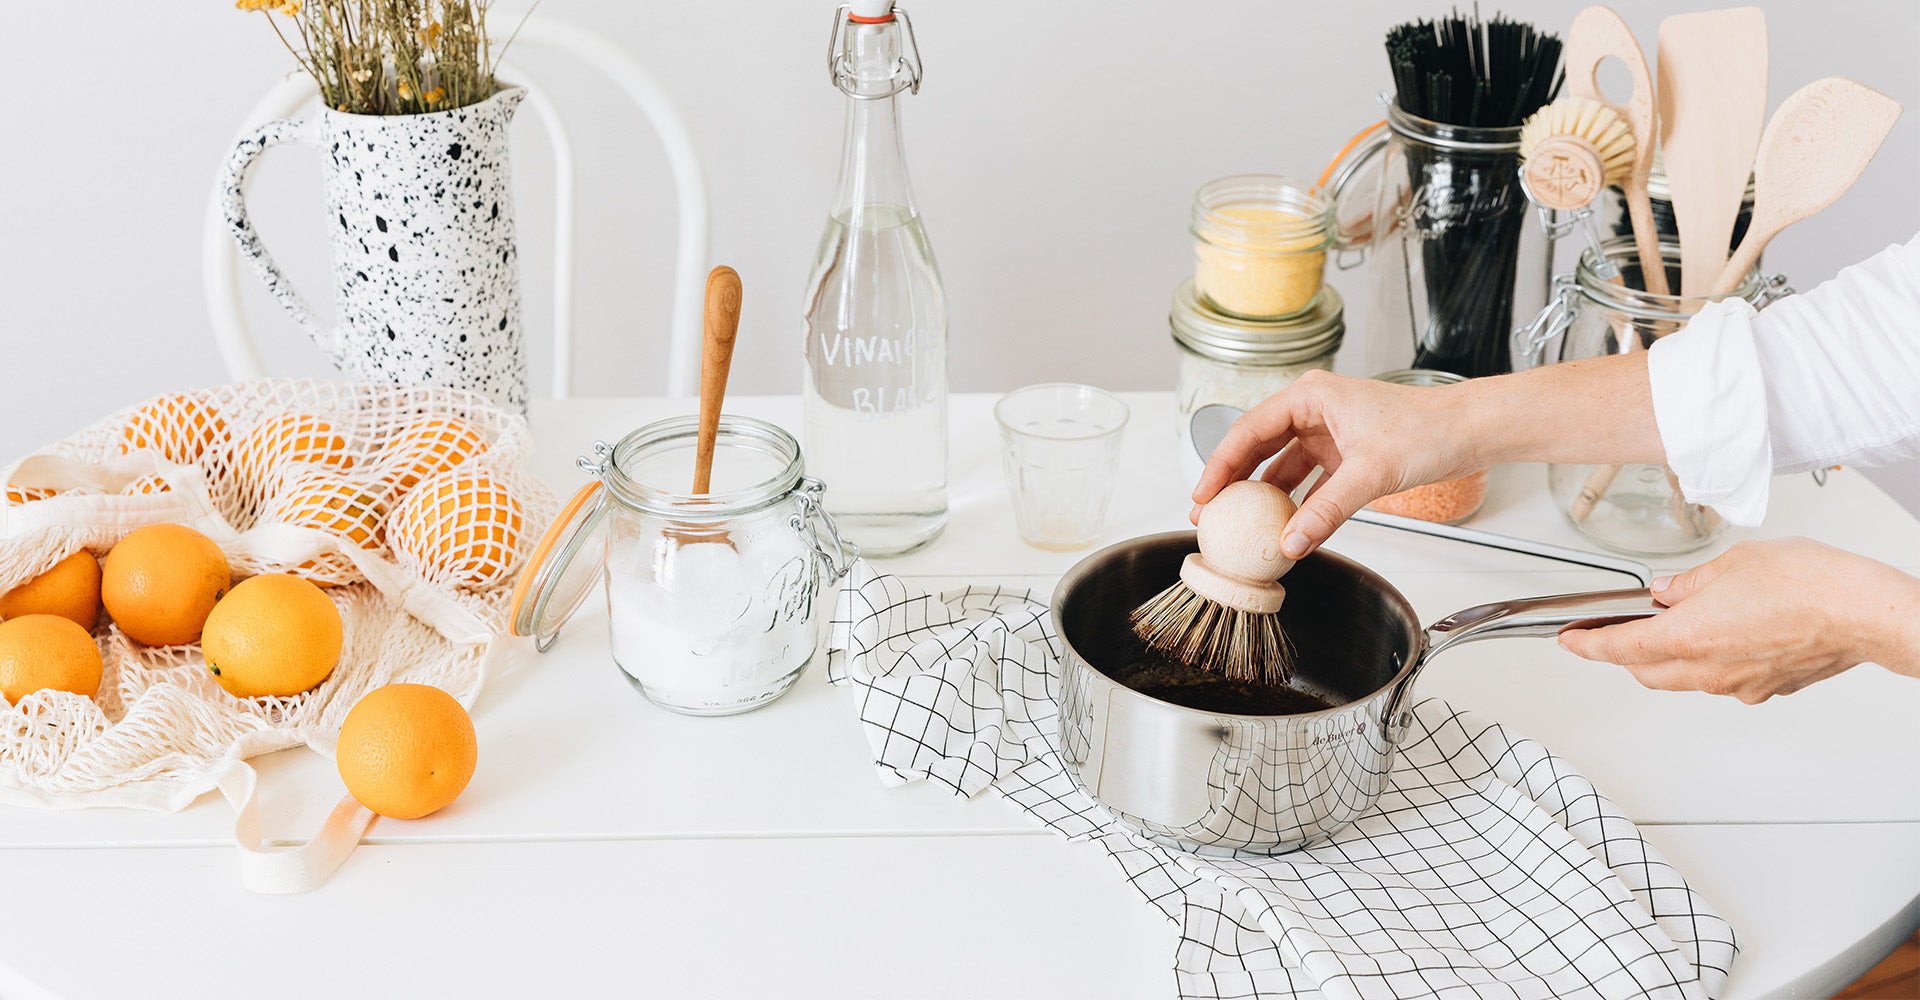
[1711,78,1904,296]
[1657,7,1768,296]
[1563,5,1666,294]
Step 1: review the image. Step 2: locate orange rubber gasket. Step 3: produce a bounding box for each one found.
[847,12,895,22]
[1316,119,1388,193]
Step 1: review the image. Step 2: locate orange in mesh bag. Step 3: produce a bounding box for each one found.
[0,379,557,893]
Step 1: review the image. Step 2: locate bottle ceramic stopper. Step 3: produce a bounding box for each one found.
[1182,480,1300,614]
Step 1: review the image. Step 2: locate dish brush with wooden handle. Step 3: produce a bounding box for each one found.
[1130,479,1299,685]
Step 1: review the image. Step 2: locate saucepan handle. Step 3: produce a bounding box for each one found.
[1425,588,1661,657]
[1382,588,1661,743]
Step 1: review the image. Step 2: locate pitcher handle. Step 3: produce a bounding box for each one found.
[219,115,334,361]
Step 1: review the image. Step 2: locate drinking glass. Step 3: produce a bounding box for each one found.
[994,384,1129,551]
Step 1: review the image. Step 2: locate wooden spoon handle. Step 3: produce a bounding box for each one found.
[1563,5,1667,295]
[693,265,743,495]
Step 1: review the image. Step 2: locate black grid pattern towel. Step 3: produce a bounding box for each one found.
[826,563,1736,1000]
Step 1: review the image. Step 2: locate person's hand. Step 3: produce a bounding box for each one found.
[1559,537,1920,703]
[1189,370,1489,559]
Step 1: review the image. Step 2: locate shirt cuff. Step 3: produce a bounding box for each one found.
[1646,298,1772,525]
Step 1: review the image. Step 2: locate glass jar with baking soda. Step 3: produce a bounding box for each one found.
[1189,175,1335,321]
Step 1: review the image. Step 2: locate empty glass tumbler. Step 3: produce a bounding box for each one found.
[994,384,1130,551]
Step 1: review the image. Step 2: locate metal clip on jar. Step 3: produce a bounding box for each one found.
[1172,281,1343,475]
[1363,369,1487,525]
[1190,175,1336,321]
[509,415,854,716]
[1513,236,1791,556]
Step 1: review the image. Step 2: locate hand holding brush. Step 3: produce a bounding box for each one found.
[1131,480,1300,685]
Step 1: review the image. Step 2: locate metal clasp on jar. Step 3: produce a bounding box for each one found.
[792,476,857,581]
[1509,272,1580,370]
[575,440,615,479]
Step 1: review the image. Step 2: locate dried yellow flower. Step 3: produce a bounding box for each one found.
[235,0,277,10]
[397,80,414,99]
[420,21,443,46]
[278,0,301,14]
[423,87,447,104]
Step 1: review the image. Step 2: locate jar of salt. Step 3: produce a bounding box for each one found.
[1173,280,1343,475]
[509,415,853,716]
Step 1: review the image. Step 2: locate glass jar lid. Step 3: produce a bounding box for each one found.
[1170,279,1344,366]
[508,481,612,651]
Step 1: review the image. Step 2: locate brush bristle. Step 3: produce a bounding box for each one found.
[1129,581,1296,685]
[1520,97,1636,186]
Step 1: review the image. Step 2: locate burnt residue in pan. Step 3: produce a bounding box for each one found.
[1081,623,1340,716]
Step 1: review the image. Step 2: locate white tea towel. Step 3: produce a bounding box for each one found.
[827,563,1736,1000]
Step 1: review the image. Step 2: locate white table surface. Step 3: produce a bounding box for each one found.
[2,391,1916,1000]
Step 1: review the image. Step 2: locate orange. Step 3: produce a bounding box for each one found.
[120,393,230,467]
[202,573,343,698]
[4,484,58,505]
[122,474,172,495]
[389,470,524,588]
[232,412,353,495]
[267,469,386,586]
[377,416,486,494]
[0,550,102,632]
[0,614,103,703]
[101,523,231,646]
[335,683,478,819]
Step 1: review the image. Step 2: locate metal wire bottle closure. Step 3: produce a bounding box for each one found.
[829,4,922,98]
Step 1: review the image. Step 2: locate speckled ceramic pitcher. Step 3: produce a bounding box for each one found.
[220,86,528,411]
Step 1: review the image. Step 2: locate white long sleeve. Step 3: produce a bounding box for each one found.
[1647,232,1920,525]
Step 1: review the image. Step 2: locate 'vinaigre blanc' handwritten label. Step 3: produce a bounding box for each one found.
[818,332,912,367]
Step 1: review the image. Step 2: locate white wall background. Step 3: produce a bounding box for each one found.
[3,1,1917,510]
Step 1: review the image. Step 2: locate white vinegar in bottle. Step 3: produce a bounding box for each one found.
[801,0,948,556]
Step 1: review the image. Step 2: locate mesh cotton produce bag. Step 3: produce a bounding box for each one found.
[0,379,557,888]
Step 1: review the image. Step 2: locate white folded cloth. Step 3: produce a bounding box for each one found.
[827,563,1736,1000]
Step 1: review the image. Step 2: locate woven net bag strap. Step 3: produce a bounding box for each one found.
[209,751,376,895]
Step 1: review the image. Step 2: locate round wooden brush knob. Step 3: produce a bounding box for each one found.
[1523,135,1606,211]
[1183,480,1299,613]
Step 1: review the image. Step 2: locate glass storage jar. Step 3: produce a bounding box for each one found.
[1364,368,1486,525]
[1173,280,1343,471]
[1514,235,1788,556]
[1324,101,1554,380]
[510,415,853,716]
[1190,175,1335,321]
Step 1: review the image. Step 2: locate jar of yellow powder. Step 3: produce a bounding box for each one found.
[1190,175,1335,320]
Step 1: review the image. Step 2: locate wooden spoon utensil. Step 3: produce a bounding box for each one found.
[1657,7,1769,297]
[1712,77,1904,296]
[1563,5,1666,294]
[693,265,743,496]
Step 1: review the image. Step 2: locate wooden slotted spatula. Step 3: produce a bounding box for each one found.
[1711,78,1905,296]
[1657,7,1769,296]
[1562,5,1666,294]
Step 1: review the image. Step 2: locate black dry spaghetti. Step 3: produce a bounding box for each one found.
[1386,11,1563,378]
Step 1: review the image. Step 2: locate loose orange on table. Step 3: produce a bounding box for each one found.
[232,412,353,495]
[201,573,343,698]
[0,614,103,703]
[100,523,231,647]
[389,470,524,588]
[120,393,230,467]
[0,550,102,632]
[377,416,486,494]
[336,683,478,819]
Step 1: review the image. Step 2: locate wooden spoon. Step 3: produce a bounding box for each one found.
[1563,5,1666,294]
[693,265,743,495]
[1657,7,1768,296]
[1711,77,1904,295]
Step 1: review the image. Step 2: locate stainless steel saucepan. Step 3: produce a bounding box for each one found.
[1053,531,1660,856]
